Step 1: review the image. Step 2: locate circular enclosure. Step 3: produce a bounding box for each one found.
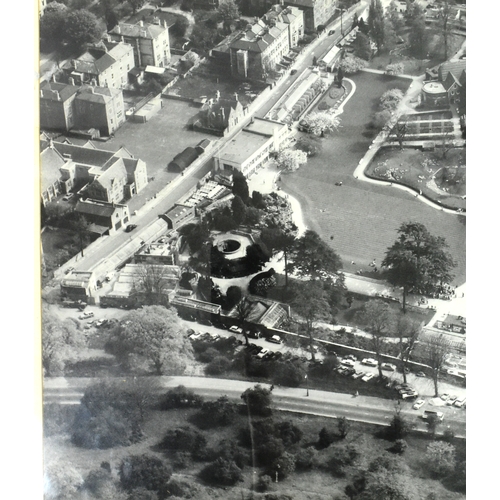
[220,239,241,254]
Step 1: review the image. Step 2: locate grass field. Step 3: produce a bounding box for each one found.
[280,71,466,284]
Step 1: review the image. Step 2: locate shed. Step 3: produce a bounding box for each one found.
[195,139,211,155]
[168,147,199,172]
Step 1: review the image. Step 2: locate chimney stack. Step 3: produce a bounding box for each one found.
[116,25,121,34]
[69,77,75,86]
[139,20,144,27]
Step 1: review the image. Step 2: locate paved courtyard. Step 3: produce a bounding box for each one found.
[279,71,466,284]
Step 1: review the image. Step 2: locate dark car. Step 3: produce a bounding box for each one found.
[328,29,335,35]
[291,69,297,75]
[125,224,138,232]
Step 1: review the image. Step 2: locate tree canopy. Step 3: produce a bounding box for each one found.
[338,55,368,74]
[276,148,308,172]
[117,306,194,374]
[303,112,341,137]
[368,0,385,50]
[287,230,342,280]
[217,0,240,21]
[382,222,456,311]
[353,32,372,60]
[62,10,102,49]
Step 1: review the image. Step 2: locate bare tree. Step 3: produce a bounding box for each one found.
[235,298,255,346]
[423,334,451,396]
[392,121,408,149]
[439,130,455,159]
[133,264,173,306]
[437,0,454,60]
[395,315,422,383]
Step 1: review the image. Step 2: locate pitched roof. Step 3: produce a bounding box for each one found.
[75,85,122,104]
[109,22,167,40]
[443,71,462,91]
[40,81,79,102]
[438,59,466,82]
[75,200,119,218]
[41,147,66,192]
[53,142,116,166]
[92,158,128,191]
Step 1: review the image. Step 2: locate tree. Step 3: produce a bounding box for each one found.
[380,89,404,111]
[291,280,331,362]
[171,16,190,37]
[235,298,254,345]
[368,0,385,51]
[358,470,414,500]
[44,462,84,500]
[329,444,359,477]
[159,385,204,410]
[296,135,322,157]
[368,453,409,474]
[69,214,91,257]
[260,228,295,287]
[118,306,194,375]
[195,396,237,428]
[226,285,242,309]
[382,222,456,312]
[437,0,454,60]
[423,334,451,396]
[338,55,367,74]
[82,467,118,499]
[353,32,372,60]
[392,121,408,149]
[337,417,350,438]
[407,6,428,58]
[206,355,232,375]
[241,384,272,416]
[337,65,344,87]
[45,2,68,14]
[271,452,296,480]
[132,264,173,306]
[302,112,341,137]
[386,413,411,441]
[425,441,456,478]
[62,10,102,50]
[276,148,308,172]
[318,427,336,448]
[272,360,304,387]
[232,170,250,202]
[128,0,146,14]
[119,454,172,493]
[178,222,210,255]
[386,62,405,75]
[345,472,368,499]
[40,10,67,49]
[217,0,240,21]
[355,299,395,378]
[372,109,392,129]
[387,1,405,35]
[395,315,421,383]
[287,230,342,280]
[201,458,243,485]
[231,195,247,225]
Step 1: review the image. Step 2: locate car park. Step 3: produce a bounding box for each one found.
[79,311,94,320]
[412,399,425,410]
[381,363,396,372]
[229,325,243,334]
[361,373,374,382]
[361,358,378,367]
[454,397,466,408]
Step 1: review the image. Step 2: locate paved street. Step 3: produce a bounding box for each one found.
[43,376,465,438]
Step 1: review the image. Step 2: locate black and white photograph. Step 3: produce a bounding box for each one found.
[31,0,473,498]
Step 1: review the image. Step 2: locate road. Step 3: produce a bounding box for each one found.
[43,375,465,438]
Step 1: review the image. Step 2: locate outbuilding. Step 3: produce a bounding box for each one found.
[168,147,199,172]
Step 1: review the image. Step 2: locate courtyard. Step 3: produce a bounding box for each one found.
[279,71,466,284]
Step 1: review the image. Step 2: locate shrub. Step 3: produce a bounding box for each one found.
[119,454,172,493]
[158,386,204,410]
[209,439,250,469]
[385,414,410,441]
[241,384,273,417]
[158,427,208,456]
[198,347,220,363]
[164,477,204,498]
[257,474,273,492]
[295,447,318,470]
[337,417,350,439]
[257,437,285,466]
[173,452,191,470]
[205,355,232,375]
[329,444,359,477]
[272,361,304,387]
[380,89,404,111]
[391,439,408,454]
[195,396,238,428]
[274,420,303,447]
[318,427,337,448]
[201,458,243,486]
[425,441,456,478]
[270,452,296,480]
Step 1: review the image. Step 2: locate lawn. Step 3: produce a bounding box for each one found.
[366,147,466,210]
[44,402,466,500]
[279,71,466,284]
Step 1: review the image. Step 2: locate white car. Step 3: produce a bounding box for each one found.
[256,348,270,359]
[188,332,203,341]
[361,373,374,382]
[94,319,105,327]
[401,390,418,399]
[266,335,283,344]
[79,311,94,320]
[412,399,425,410]
[361,358,378,367]
[454,397,466,408]
[229,325,243,334]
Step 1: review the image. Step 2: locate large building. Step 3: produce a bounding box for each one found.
[40,82,125,137]
[108,20,171,68]
[40,139,148,205]
[214,117,288,177]
[75,199,130,235]
[262,4,304,48]
[196,92,247,135]
[62,41,135,89]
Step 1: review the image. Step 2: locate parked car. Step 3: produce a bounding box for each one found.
[189,332,203,341]
[79,311,94,320]
[416,371,426,377]
[343,367,356,376]
[62,193,74,201]
[290,69,297,75]
[125,224,138,232]
[361,373,374,382]
[401,390,419,399]
[440,394,450,401]
[328,29,336,35]
[453,397,466,408]
[94,319,106,327]
[381,363,397,372]
[208,333,220,341]
[361,358,378,367]
[446,395,458,405]
[345,354,357,362]
[341,359,356,368]
[266,335,283,344]
[412,399,425,410]
[423,410,444,421]
[352,371,365,380]
[229,325,243,334]
[395,383,413,391]
[257,348,270,359]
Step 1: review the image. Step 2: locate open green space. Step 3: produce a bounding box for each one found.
[280,71,465,284]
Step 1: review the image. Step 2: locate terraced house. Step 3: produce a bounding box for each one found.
[108,20,171,68]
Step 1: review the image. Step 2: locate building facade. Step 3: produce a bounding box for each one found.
[108,21,171,68]
[75,200,130,235]
[40,82,79,131]
[62,41,135,89]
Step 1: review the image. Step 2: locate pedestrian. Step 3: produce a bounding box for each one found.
[270,384,274,392]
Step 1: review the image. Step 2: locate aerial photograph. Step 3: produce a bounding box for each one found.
[38,0,466,498]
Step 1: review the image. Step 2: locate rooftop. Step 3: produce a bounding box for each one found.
[75,200,126,218]
[41,147,66,192]
[244,117,287,137]
[422,81,447,94]
[40,81,79,102]
[218,130,271,165]
[109,21,168,40]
